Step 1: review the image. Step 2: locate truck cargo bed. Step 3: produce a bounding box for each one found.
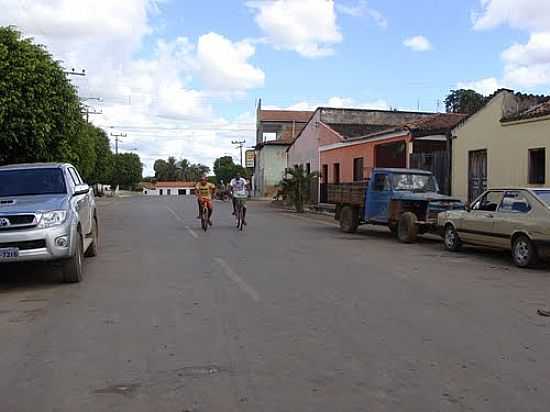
[327,182,367,207]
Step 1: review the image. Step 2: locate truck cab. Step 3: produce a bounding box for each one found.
[330,168,463,243]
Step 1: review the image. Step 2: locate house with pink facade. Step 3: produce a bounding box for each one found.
[286,107,435,203]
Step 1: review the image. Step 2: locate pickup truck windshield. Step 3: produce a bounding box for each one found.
[0,168,67,197]
[391,173,436,192]
[534,190,550,206]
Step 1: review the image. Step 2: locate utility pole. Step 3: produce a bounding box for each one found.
[81,105,103,123]
[110,133,127,155]
[232,139,246,167]
[64,67,86,77]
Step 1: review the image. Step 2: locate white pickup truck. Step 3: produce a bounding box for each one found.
[0,163,98,282]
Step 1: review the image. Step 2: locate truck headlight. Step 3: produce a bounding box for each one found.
[39,211,67,228]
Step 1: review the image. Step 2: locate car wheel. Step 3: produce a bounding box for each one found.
[398,212,417,243]
[512,235,538,268]
[339,205,359,233]
[63,232,83,283]
[444,224,462,252]
[85,218,98,257]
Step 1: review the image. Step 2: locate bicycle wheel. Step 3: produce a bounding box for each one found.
[238,203,244,231]
[201,206,208,231]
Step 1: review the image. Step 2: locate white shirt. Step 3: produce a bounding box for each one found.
[230,178,248,197]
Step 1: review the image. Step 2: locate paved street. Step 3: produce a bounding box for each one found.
[1,196,550,412]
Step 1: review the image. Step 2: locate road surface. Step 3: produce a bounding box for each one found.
[1,196,550,412]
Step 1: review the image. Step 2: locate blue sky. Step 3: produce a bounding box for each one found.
[2,0,549,174]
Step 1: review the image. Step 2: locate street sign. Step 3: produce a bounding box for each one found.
[245,150,255,168]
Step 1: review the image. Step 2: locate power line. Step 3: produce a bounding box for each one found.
[110,133,127,155]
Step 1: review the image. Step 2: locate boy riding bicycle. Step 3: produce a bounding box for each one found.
[230,172,248,225]
[195,176,216,225]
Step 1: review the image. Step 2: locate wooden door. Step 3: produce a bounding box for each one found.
[468,150,487,204]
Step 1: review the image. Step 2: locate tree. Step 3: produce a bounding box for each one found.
[277,165,319,213]
[445,89,486,114]
[111,153,142,190]
[153,159,169,180]
[0,26,83,165]
[153,157,210,181]
[213,156,247,184]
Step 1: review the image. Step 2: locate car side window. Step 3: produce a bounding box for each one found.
[68,168,82,185]
[373,174,390,191]
[498,191,532,214]
[472,191,503,212]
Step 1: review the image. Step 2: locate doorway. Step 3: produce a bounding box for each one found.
[468,149,487,203]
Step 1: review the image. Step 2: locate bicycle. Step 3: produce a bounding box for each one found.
[199,198,210,232]
[233,195,246,231]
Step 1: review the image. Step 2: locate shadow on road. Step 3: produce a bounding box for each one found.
[0,262,64,292]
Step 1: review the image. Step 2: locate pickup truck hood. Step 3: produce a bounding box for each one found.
[0,194,69,214]
[392,191,462,203]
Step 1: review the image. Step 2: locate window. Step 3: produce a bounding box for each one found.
[0,168,67,196]
[534,190,550,206]
[333,163,340,184]
[167,189,171,195]
[472,191,503,212]
[529,148,545,184]
[68,168,81,185]
[306,163,311,175]
[498,191,531,214]
[159,189,163,195]
[391,173,436,192]
[353,157,364,181]
[373,174,390,191]
[322,165,328,182]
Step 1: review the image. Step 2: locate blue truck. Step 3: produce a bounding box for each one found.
[328,168,464,242]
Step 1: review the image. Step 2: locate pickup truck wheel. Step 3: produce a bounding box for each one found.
[340,205,359,233]
[398,212,417,243]
[444,224,462,252]
[85,218,98,257]
[63,233,83,283]
[512,235,538,268]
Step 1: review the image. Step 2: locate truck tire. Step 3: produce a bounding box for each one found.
[512,234,538,268]
[398,212,417,243]
[85,217,98,257]
[63,232,83,283]
[340,205,359,233]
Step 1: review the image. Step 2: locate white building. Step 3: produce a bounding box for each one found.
[143,181,196,196]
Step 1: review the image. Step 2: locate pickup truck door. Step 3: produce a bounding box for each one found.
[366,173,392,223]
[460,190,503,246]
[68,167,92,235]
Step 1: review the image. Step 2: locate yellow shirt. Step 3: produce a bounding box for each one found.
[195,182,215,199]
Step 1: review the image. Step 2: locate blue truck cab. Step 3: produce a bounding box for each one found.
[329,168,464,243]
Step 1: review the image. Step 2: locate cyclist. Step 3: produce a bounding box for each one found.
[195,176,216,225]
[230,172,248,225]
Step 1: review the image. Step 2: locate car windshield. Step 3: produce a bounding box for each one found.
[534,190,550,206]
[391,173,436,192]
[0,168,67,197]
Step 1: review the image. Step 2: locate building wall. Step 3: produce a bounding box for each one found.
[143,187,194,196]
[255,145,288,197]
[452,91,550,201]
[320,134,411,183]
[287,111,342,173]
[320,108,433,125]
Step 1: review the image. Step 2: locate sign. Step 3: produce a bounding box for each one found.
[245,150,255,168]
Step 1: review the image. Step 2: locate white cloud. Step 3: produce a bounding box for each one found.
[266,97,389,111]
[403,35,432,52]
[456,77,502,95]
[336,0,388,28]
[473,0,550,32]
[247,0,343,58]
[500,32,550,87]
[196,32,265,92]
[0,0,264,175]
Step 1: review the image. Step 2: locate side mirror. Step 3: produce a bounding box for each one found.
[74,184,90,196]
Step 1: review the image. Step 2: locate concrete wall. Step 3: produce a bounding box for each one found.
[287,111,342,173]
[320,108,433,126]
[143,187,194,196]
[452,91,550,201]
[320,133,411,183]
[255,145,288,197]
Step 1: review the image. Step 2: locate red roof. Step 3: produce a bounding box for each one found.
[154,181,196,188]
[502,100,550,122]
[260,110,313,123]
[405,113,467,136]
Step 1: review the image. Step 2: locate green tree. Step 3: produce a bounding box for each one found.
[277,165,319,213]
[112,153,142,190]
[153,159,169,180]
[0,26,83,165]
[445,89,486,114]
[88,126,113,184]
[213,156,247,184]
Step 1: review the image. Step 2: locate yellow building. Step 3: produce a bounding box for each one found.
[452,89,550,203]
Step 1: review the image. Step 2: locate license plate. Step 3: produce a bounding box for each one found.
[0,247,19,259]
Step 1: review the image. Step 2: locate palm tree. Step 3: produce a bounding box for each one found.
[278,165,319,213]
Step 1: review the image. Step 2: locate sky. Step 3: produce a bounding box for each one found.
[2,0,550,175]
